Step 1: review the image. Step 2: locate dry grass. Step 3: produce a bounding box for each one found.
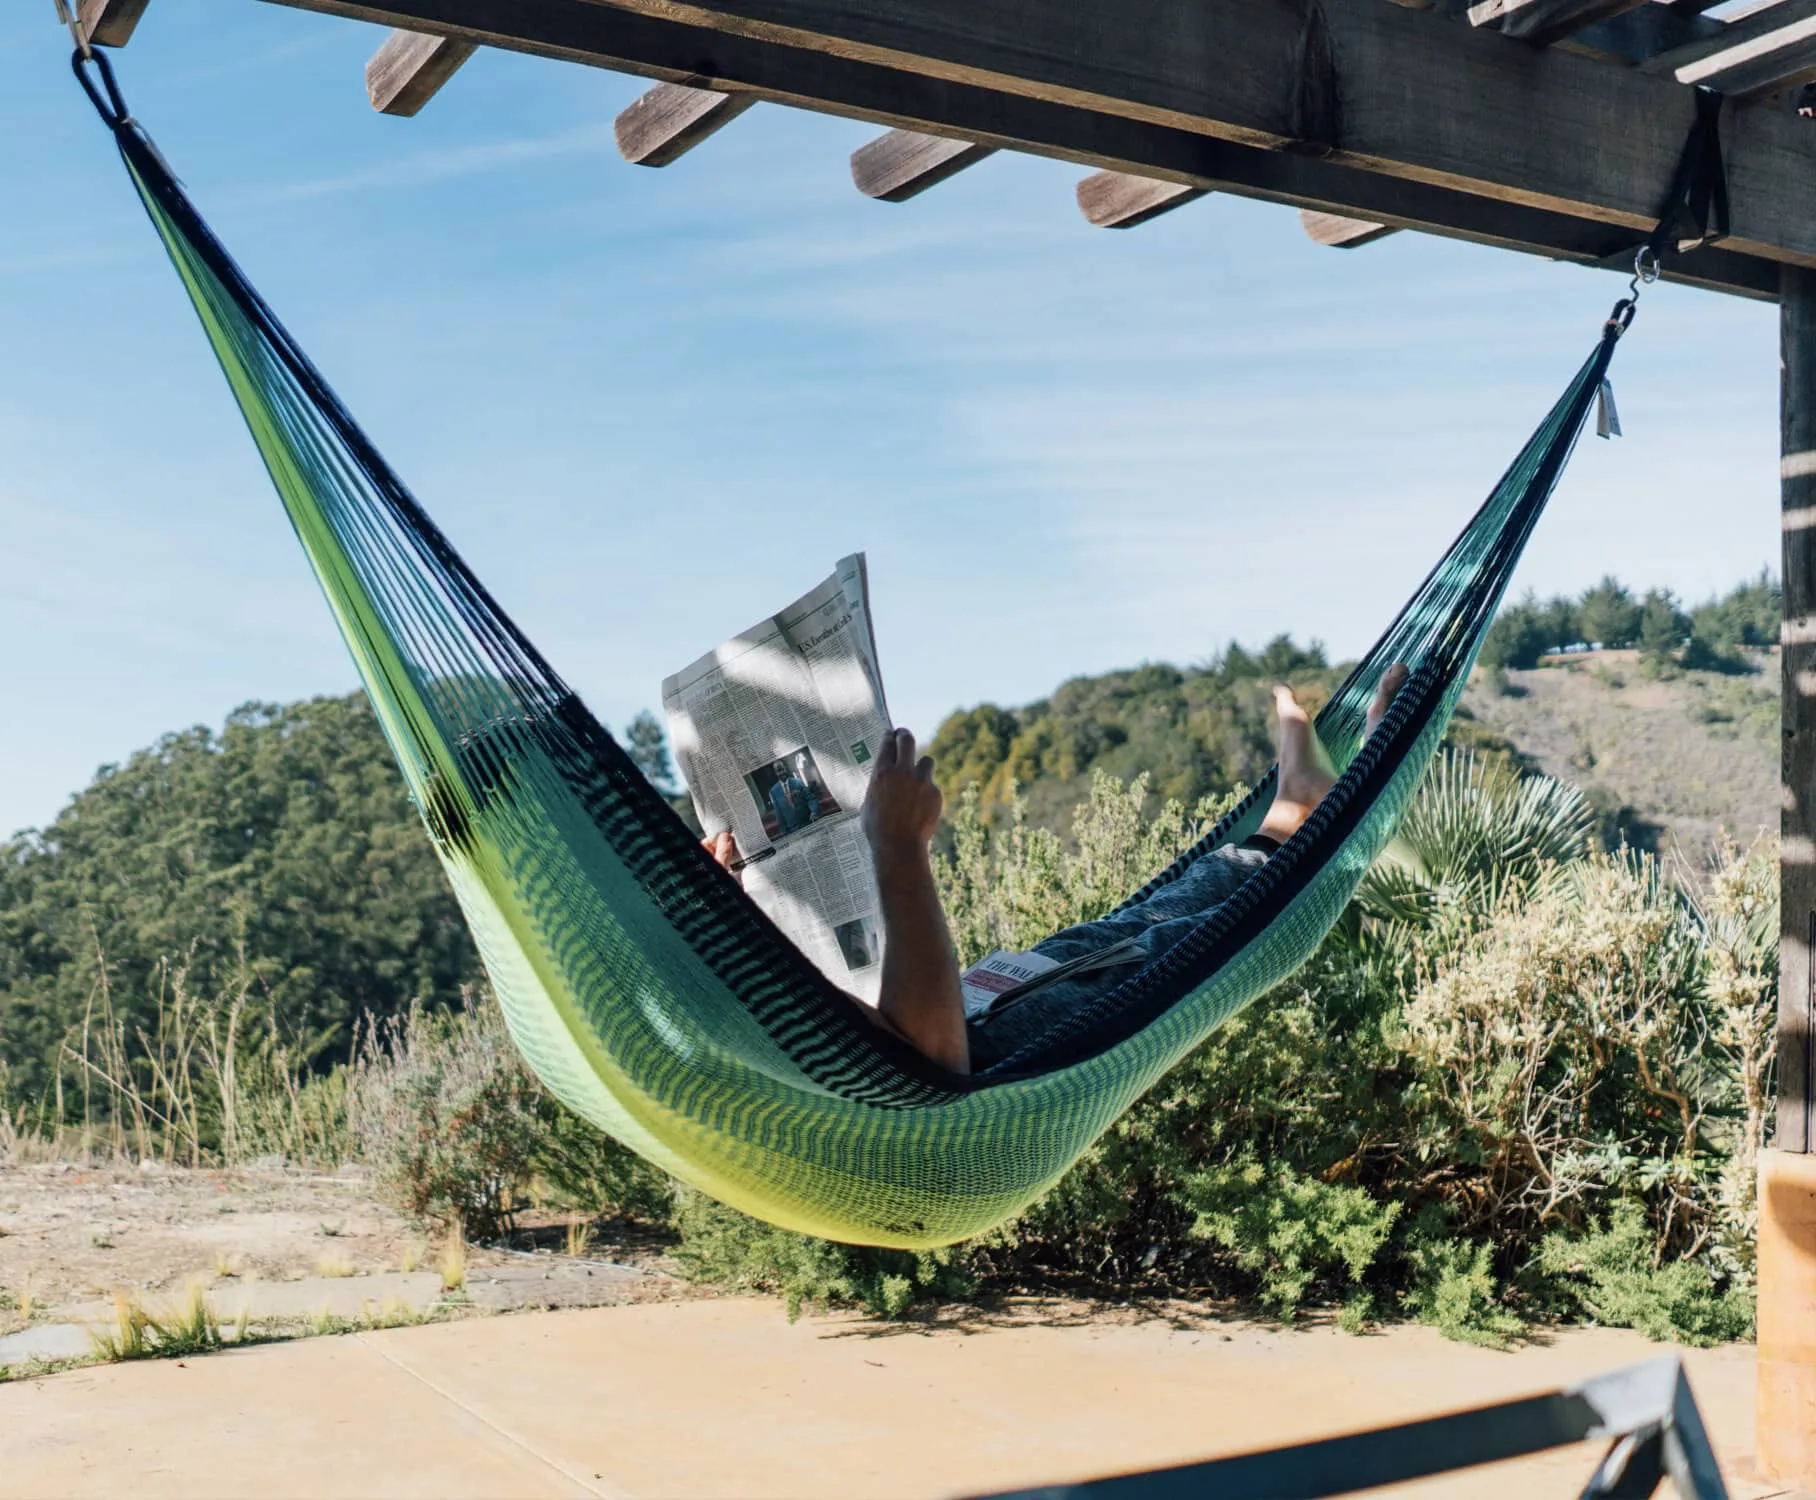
[1462,653,1776,868]
[565,1219,593,1258]
[5,945,353,1172]
[90,1293,152,1361]
[316,1252,356,1279]
[438,1221,467,1293]
[398,1241,425,1274]
[90,1284,220,1362]
[360,1296,425,1330]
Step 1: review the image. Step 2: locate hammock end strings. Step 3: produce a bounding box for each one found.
[72,46,185,192]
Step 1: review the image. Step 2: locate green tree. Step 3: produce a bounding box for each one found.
[925,637,1340,830]
[624,710,678,797]
[1481,599,1550,671]
[1638,587,1688,669]
[1685,572,1780,671]
[1579,576,1643,649]
[1536,594,1582,654]
[0,695,481,1097]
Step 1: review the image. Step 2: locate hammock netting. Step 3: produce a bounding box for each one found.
[90,65,1625,1249]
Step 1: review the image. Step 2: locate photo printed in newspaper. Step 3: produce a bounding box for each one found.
[662,555,892,1004]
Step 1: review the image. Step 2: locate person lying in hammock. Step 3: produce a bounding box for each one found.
[705,664,1409,1074]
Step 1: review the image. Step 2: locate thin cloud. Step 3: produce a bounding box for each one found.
[242,124,622,206]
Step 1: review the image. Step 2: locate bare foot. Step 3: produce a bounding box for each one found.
[1258,684,1339,843]
[1256,664,1410,845]
[1273,684,1339,809]
[1366,663,1411,740]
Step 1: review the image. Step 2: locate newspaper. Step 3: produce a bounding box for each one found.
[959,939,1145,1022]
[663,555,893,1004]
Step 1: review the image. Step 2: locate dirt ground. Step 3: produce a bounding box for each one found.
[0,1160,686,1335]
[1459,649,1777,866]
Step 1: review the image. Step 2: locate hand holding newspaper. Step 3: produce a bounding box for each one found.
[663,556,1149,1017]
[663,556,894,1003]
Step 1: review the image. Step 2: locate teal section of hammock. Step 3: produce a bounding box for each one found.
[121,140,1592,1250]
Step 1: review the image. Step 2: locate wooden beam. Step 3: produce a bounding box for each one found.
[1782,261,1816,1157]
[615,83,757,166]
[1076,172,1206,228]
[422,0,1814,265]
[851,129,995,201]
[254,1,1793,294]
[1466,0,1650,49]
[1553,3,1724,65]
[1647,0,1816,75]
[1674,1,1816,97]
[1300,210,1400,248]
[365,28,476,114]
[78,0,151,47]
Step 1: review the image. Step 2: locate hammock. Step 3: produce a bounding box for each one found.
[79,52,1630,1249]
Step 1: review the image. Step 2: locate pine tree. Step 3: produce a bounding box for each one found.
[1579,576,1643,650]
[624,710,678,797]
[1637,588,1686,668]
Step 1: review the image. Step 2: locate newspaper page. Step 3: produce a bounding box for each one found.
[662,555,892,1004]
[959,939,1146,1022]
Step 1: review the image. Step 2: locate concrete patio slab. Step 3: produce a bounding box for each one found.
[0,1299,1787,1500]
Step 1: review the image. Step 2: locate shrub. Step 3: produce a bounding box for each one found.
[1402,1236,1526,1348]
[1539,1204,1754,1345]
[672,1191,974,1320]
[1183,1159,1400,1321]
[1399,852,1724,1256]
[349,994,668,1239]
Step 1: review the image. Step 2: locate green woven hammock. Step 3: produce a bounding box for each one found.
[84,57,1628,1249]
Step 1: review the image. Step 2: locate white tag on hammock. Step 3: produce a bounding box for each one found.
[1595,379,1621,440]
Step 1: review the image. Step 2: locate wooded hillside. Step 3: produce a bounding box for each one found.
[0,574,1777,1095]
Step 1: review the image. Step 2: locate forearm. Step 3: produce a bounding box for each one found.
[872,844,969,1074]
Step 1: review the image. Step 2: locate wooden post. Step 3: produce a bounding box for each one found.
[1760,264,1816,1490]
[1785,269,1816,1159]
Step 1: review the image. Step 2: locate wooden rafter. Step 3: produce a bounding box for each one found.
[615,83,756,166]
[1076,173,1206,229]
[850,129,996,201]
[1648,0,1816,74]
[1551,4,1724,67]
[1466,0,1651,49]
[243,0,1812,291]
[1672,0,1816,97]
[1300,210,1400,248]
[78,0,151,47]
[365,28,475,114]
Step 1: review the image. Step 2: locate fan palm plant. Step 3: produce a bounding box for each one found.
[1358,749,1596,928]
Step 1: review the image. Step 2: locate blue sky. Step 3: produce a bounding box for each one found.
[0,2,1783,840]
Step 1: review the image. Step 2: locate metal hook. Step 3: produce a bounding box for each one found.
[1605,245,1656,338]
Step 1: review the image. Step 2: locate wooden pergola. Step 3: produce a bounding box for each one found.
[80,0,1816,1481]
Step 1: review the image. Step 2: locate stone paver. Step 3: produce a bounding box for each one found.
[0,1299,1786,1499]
